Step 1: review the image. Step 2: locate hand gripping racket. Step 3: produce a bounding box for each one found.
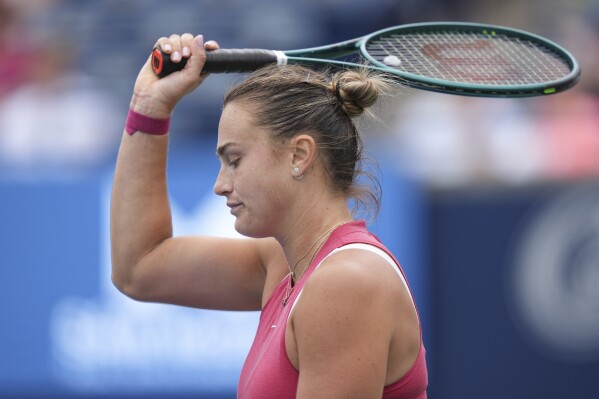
[151,22,580,98]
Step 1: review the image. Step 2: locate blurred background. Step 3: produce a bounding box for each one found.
[1,0,598,398]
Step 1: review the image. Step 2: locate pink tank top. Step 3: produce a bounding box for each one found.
[238,221,428,398]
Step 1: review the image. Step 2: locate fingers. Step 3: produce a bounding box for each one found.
[155,33,196,63]
[204,40,220,51]
[180,33,194,59]
[151,33,219,80]
[187,34,206,75]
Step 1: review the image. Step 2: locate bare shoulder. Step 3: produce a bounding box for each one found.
[292,247,412,344]
[302,248,407,306]
[290,248,415,397]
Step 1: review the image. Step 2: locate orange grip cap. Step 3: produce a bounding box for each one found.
[152,48,163,75]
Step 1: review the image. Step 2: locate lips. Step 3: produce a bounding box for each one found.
[227,202,243,215]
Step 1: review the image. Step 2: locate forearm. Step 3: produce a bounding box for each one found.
[110,33,209,294]
[110,128,172,289]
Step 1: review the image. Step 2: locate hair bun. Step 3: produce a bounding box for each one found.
[331,69,387,118]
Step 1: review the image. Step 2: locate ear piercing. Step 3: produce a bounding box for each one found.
[293,167,304,180]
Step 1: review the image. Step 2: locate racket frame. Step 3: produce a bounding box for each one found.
[284,22,580,98]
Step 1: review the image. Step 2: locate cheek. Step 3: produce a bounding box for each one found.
[248,173,286,208]
[243,161,291,210]
[234,173,290,237]
[236,142,291,199]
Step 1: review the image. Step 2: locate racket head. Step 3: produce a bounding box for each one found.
[358,22,580,97]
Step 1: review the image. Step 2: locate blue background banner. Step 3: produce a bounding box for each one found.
[426,182,599,398]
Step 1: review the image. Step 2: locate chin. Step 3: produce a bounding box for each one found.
[234,217,275,239]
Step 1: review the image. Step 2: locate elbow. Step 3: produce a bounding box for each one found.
[111,268,135,298]
[111,263,148,302]
[110,239,168,302]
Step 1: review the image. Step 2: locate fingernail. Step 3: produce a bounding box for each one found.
[164,43,172,52]
[195,34,204,47]
[172,51,181,62]
[182,46,190,57]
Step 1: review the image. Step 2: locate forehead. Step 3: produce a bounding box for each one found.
[219,101,252,131]
[217,102,278,153]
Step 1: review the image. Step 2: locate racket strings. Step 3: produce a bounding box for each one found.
[366,30,573,86]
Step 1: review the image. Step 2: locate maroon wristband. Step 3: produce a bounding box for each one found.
[125,108,171,136]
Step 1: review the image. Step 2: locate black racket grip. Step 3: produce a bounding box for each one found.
[203,49,280,73]
[151,48,281,78]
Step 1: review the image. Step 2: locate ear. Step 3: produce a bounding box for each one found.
[289,133,317,176]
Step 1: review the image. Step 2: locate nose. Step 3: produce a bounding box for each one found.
[213,166,232,196]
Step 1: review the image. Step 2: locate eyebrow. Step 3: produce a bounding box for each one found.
[216,142,239,158]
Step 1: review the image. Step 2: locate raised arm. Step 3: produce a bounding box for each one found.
[110,34,285,311]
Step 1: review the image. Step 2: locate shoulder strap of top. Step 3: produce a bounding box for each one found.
[322,243,415,309]
[290,238,418,321]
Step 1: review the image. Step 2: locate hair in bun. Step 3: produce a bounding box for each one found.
[223,64,393,218]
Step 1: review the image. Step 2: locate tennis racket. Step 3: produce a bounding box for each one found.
[151,22,580,98]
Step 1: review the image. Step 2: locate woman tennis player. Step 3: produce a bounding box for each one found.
[111,33,428,399]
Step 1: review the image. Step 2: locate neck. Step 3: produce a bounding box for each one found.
[278,194,353,278]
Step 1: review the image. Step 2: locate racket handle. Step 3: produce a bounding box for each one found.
[151,48,284,78]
